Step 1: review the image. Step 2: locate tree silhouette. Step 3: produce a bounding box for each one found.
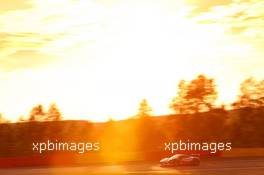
[136,99,152,118]
[170,80,189,114]
[233,77,264,109]
[170,75,217,114]
[29,104,45,121]
[47,103,62,121]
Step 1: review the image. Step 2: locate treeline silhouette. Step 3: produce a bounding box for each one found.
[0,103,62,123]
[0,75,263,163]
[0,74,263,123]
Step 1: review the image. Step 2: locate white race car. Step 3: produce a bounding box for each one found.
[160,154,200,167]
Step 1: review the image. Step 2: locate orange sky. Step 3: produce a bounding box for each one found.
[0,0,264,122]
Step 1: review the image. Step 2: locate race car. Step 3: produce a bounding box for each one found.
[160,154,200,167]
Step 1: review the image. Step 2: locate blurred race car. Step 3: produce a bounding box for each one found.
[160,154,200,167]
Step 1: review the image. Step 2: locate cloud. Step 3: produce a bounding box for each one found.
[0,0,32,13]
[0,32,55,49]
[0,50,57,72]
[0,0,111,46]
[0,0,100,72]
[185,0,232,15]
[194,1,264,29]
[0,32,64,72]
[192,0,264,51]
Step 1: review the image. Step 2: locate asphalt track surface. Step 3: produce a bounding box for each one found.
[1,157,264,175]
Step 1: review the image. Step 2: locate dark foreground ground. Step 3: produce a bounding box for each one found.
[0,157,264,175]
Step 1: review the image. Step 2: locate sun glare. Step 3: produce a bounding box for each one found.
[0,0,263,122]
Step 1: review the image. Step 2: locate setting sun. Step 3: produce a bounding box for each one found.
[0,0,264,122]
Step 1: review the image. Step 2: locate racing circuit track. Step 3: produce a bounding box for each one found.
[0,157,264,175]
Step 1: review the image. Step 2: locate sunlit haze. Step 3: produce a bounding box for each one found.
[0,0,264,122]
